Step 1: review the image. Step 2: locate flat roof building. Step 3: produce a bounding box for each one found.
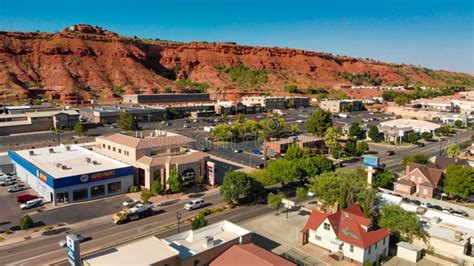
[83,220,253,266]
[123,93,211,104]
[9,144,133,205]
[96,131,210,189]
[319,99,364,113]
[79,106,166,124]
[379,119,441,134]
[241,96,309,110]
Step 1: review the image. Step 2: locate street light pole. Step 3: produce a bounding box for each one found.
[176,211,182,233]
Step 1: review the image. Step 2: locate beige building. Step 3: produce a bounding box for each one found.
[0,109,79,136]
[95,131,209,189]
[319,99,364,113]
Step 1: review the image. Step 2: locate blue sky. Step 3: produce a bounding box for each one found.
[1,0,473,73]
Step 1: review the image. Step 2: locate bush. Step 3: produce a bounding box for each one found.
[200,209,212,216]
[140,188,152,202]
[191,213,208,230]
[150,180,162,196]
[43,225,54,231]
[129,186,139,193]
[20,215,34,231]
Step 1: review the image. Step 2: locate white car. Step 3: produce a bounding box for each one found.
[295,120,304,123]
[307,191,316,197]
[20,198,42,210]
[58,234,85,247]
[8,184,25,193]
[122,199,139,207]
[0,177,16,186]
[184,199,204,211]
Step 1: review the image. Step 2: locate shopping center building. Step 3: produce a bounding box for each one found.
[8,145,133,205]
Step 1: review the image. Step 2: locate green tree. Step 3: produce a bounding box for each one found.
[150,180,162,196]
[237,113,245,123]
[296,187,307,202]
[191,213,208,230]
[348,122,362,139]
[407,132,420,144]
[112,86,124,96]
[248,169,278,187]
[230,121,244,139]
[117,111,138,131]
[284,144,308,160]
[447,143,461,158]
[420,132,433,140]
[439,125,451,136]
[210,124,232,141]
[324,127,340,156]
[259,116,286,140]
[299,155,335,176]
[243,120,259,136]
[403,154,428,166]
[344,138,359,156]
[220,171,253,204]
[286,99,296,108]
[373,168,393,189]
[267,159,299,184]
[20,215,34,231]
[284,84,299,93]
[359,189,378,218]
[307,168,368,209]
[222,112,229,122]
[443,164,474,199]
[267,192,285,213]
[74,123,87,136]
[357,141,369,155]
[141,188,152,202]
[454,120,463,128]
[367,125,379,142]
[306,109,332,137]
[288,123,300,135]
[378,205,428,243]
[167,168,182,193]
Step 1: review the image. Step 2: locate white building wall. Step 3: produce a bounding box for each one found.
[362,236,389,264]
[14,162,53,202]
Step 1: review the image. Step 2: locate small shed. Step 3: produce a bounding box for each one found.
[396,242,423,263]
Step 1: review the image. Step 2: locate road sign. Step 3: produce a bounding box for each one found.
[66,235,81,266]
[363,156,379,168]
[207,161,215,186]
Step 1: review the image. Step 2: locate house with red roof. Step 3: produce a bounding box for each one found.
[394,163,443,198]
[210,243,296,266]
[301,205,390,265]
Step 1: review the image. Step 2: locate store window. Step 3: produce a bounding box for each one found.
[72,188,88,201]
[91,185,105,197]
[108,182,121,194]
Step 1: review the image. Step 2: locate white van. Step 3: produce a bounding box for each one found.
[20,198,42,210]
[184,198,204,211]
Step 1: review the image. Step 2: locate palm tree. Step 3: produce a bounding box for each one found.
[447,144,461,158]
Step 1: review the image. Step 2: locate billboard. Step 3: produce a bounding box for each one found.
[207,161,215,186]
[363,156,379,168]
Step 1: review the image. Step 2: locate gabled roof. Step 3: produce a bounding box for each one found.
[395,178,415,186]
[302,205,390,249]
[429,156,469,171]
[408,163,443,186]
[210,243,295,266]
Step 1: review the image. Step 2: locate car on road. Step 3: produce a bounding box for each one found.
[234,149,242,153]
[200,147,210,152]
[453,209,469,217]
[295,120,304,123]
[17,193,38,203]
[428,204,443,211]
[385,150,395,156]
[20,198,42,210]
[7,184,25,193]
[122,199,140,207]
[183,123,190,128]
[256,163,265,169]
[417,142,425,147]
[184,198,204,211]
[58,234,86,247]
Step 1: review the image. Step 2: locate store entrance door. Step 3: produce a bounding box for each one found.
[56,192,69,204]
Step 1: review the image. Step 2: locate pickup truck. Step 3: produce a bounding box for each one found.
[112,203,153,224]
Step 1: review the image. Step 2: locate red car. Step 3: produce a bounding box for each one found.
[385,150,395,156]
[16,193,38,203]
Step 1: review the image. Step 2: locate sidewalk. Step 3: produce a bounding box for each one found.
[0,186,221,247]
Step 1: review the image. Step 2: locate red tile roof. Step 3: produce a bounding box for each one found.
[302,205,390,249]
[210,243,295,266]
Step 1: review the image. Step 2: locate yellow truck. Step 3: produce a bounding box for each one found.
[112,203,153,224]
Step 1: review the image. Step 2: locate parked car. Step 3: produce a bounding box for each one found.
[0,176,16,186]
[417,142,425,147]
[17,193,38,203]
[411,199,421,206]
[443,207,454,214]
[429,204,443,211]
[256,163,265,169]
[20,198,42,210]
[122,199,139,207]
[7,184,25,193]
[453,209,469,217]
[251,148,261,155]
[200,147,210,152]
[385,150,395,156]
[184,198,204,211]
[58,234,85,247]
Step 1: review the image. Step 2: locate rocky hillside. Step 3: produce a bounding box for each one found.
[0,24,472,101]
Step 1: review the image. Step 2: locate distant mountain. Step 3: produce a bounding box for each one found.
[0,24,472,102]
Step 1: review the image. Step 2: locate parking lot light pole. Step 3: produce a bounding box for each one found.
[176,211,182,233]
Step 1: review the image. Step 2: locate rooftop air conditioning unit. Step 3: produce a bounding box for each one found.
[92,160,100,165]
[204,236,214,248]
[49,148,54,153]
[85,157,92,163]
[61,165,68,170]
[29,150,34,156]
[66,146,71,151]
[55,163,62,168]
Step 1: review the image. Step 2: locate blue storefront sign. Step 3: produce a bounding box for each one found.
[8,150,133,189]
[363,156,379,168]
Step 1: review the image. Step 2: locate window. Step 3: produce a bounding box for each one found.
[113,147,116,152]
[193,260,199,266]
[72,188,88,201]
[383,238,386,245]
[323,223,330,230]
[118,149,122,154]
[418,177,422,183]
[411,175,415,181]
[368,246,371,254]
[108,145,110,150]
[315,235,321,241]
[423,188,428,194]
[91,185,105,197]
[375,242,378,249]
[102,144,105,148]
[108,182,121,194]
[350,245,354,252]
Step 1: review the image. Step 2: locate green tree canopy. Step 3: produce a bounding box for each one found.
[447,144,461,158]
[285,144,309,160]
[259,116,286,140]
[288,124,300,135]
[454,120,463,128]
[117,111,138,131]
[267,192,285,213]
[378,205,428,243]
[220,171,254,204]
[357,141,369,155]
[248,169,278,187]
[20,214,34,231]
[150,180,162,196]
[267,159,298,184]
[74,123,87,136]
[348,122,362,139]
[167,168,182,193]
[443,164,474,199]
[407,132,420,144]
[344,138,359,156]
[420,132,433,140]
[141,188,152,202]
[403,154,428,166]
[306,109,332,137]
[373,168,393,189]
[324,127,340,156]
[368,125,379,142]
[191,213,208,230]
[210,124,232,141]
[439,125,451,136]
[296,187,307,202]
